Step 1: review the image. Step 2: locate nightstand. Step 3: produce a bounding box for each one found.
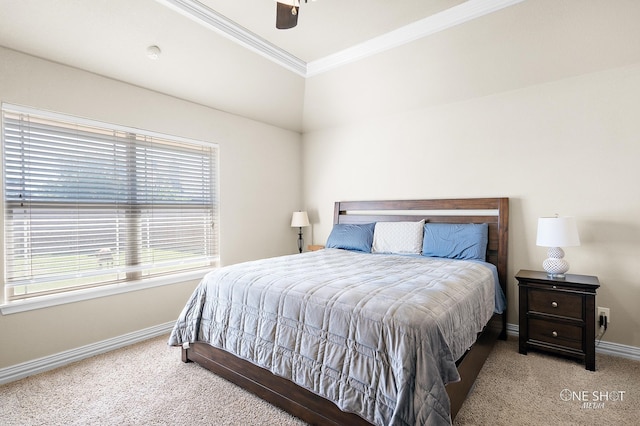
[307,245,324,251]
[516,269,600,371]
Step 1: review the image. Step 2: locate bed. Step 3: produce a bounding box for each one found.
[169,198,509,425]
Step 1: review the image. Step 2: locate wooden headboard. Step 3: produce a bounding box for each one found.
[333,198,509,300]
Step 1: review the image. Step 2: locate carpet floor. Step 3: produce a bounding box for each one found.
[1,335,638,425]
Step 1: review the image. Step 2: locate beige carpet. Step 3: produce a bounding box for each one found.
[1,335,638,425]
[454,338,639,425]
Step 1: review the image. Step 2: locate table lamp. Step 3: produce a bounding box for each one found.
[536,215,580,278]
[291,211,310,253]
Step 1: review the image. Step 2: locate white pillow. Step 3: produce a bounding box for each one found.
[372,220,425,254]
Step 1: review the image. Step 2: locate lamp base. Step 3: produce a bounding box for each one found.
[297,227,304,253]
[544,271,567,279]
[542,247,569,279]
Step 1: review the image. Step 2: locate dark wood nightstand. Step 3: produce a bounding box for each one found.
[516,269,600,371]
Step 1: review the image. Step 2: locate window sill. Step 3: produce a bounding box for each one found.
[0,269,210,315]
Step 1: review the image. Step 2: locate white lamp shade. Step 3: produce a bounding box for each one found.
[536,216,580,247]
[291,211,310,227]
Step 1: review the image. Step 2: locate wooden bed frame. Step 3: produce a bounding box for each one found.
[182,198,509,425]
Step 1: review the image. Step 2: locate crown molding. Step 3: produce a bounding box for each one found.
[306,0,526,77]
[156,0,526,78]
[155,0,307,76]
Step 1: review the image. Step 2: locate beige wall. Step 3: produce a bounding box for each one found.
[0,47,303,368]
[302,0,640,348]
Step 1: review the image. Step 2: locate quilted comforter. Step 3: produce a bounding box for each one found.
[168,249,497,425]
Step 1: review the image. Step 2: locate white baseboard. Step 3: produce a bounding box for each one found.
[2,321,638,386]
[506,323,640,362]
[0,321,175,385]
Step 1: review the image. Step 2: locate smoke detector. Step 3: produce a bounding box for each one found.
[146,45,161,60]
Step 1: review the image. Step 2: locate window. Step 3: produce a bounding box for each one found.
[2,104,218,302]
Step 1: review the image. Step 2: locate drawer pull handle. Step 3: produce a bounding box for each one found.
[552,331,558,337]
[551,301,558,308]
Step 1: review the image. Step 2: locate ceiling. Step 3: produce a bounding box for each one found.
[0,0,522,130]
[195,0,466,63]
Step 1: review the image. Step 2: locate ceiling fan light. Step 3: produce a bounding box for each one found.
[276,2,299,29]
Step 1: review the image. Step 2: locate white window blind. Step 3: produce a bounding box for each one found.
[2,104,218,301]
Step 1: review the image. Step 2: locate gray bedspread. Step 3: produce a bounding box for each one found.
[168,249,496,425]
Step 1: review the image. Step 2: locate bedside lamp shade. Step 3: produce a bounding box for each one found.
[291,211,310,253]
[291,211,310,228]
[536,216,580,278]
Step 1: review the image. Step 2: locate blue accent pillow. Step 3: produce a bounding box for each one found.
[421,223,489,261]
[326,223,376,252]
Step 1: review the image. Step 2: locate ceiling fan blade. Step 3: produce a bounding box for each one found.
[276,3,299,29]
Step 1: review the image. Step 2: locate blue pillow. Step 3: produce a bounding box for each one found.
[326,223,376,252]
[421,223,489,261]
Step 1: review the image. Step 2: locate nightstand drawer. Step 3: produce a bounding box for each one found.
[528,288,583,319]
[529,318,583,351]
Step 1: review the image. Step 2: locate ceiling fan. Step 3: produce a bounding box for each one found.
[276,0,316,29]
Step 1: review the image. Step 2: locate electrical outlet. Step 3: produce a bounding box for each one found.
[598,307,610,325]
